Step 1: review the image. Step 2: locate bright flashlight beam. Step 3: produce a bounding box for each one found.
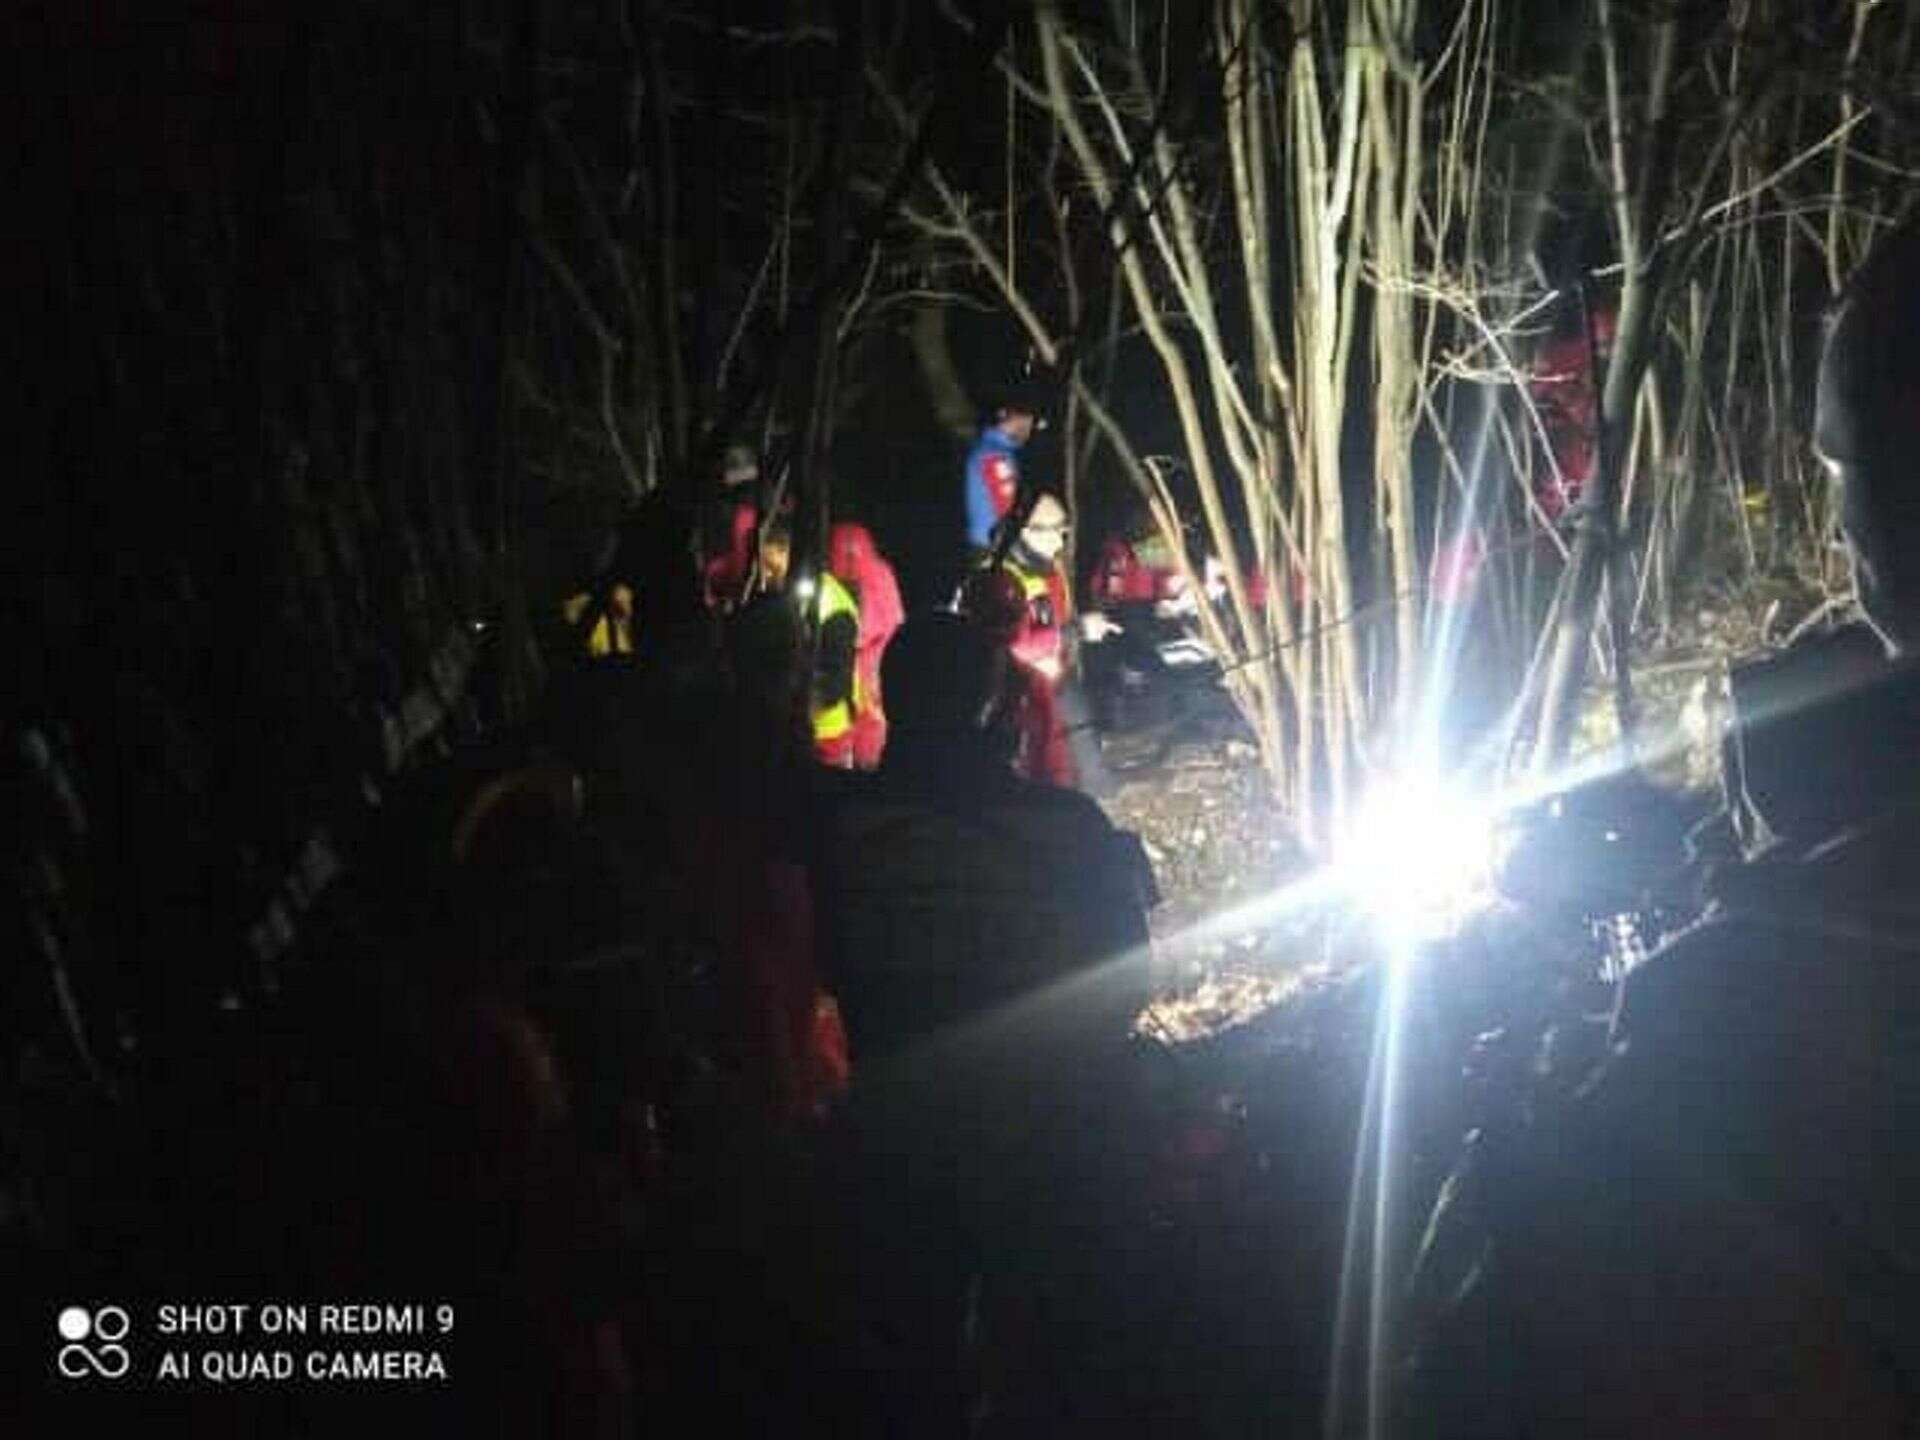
[1326,934,1416,1440]
[1326,68,1626,1435]
[1147,771,1513,963]
[1333,774,1502,944]
[1335,705,1725,948]
[1142,866,1345,970]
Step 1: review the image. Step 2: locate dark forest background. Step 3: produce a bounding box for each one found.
[10,0,1920,1031]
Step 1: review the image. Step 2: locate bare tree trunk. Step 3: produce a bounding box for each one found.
[1530,0,1682,772]
[1039,1,1289,793]
[1282,0,1376,831]
[1361,0,1424,732]
[788,0,865,584]
[907,305,977,438]
[479,0,545,720]
[630,0,688,473]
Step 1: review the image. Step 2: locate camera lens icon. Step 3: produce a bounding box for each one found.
[57,1305,131,1379]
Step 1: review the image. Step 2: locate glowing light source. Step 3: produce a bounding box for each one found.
[1336,773,1500,941]
[794,575,819,603]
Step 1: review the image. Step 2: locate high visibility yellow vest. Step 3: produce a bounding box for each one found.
[998,556,1060,634]
[1003,558,1050,608]
[999,557,1065,680]
[812,571,863,743]
[561,583,635,657]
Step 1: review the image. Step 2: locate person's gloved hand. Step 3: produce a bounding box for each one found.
[1155,587,1197,619]
[1079,611,1124,643]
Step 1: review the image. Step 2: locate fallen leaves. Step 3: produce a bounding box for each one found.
[1102,736,1335,1044]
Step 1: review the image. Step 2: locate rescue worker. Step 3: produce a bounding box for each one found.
[981,492,1117,793]
[1527,298,1616,523]
[964,389,1040,555]
[996,492,1074,682]
[557,504,635,659]
[1087,500,1191,610]
[1089,531,1164,609]
[810,612,1157,1433]
[580,486,720,668]
[560,582,636,658]
[539,490,635,661]
[826,521,904,769]
[701,443,763,612]
[559,487,721,668]
[960,566,1072,787]
[1412,218,1920,1437]
[757,519,862,769]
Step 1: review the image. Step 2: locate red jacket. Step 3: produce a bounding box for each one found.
[828,524,903,769]
[960,565,1076,788]
[1005,661,1074,788]
[827,524,904,693]
[683,749,848,1122]
[1090,538,1162,606]
[1529,305,1615,520]
[1001,558,1074,785]
[1003,555,1071,683]
[702,499,759,607]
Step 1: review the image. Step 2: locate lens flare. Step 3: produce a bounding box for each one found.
[1336,775,1499,942]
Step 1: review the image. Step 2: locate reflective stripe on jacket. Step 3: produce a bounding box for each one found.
[999,557,1068,682]
[561,583,635,657]
[812,571,862,743]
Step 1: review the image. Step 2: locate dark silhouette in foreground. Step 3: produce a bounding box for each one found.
[1412,219,1920,1437]
[812,613,1156,1434]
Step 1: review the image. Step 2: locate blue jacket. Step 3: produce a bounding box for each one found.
[964,425,1024,548]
